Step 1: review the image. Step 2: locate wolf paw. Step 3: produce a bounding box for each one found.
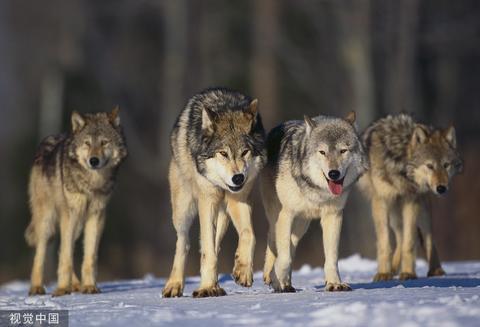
[81,285,101,294]
[71,282,81,292]
[373,272,394,282]
[232,260,253,287]
[427,267,446,277]
[325,282,352,292]
[28,286,46,296]
[270,270,295,293]
[399,272,417,280]
[273,284,296,293]
[52,287,71,297]
[162,281,184,298]
[192,285,226,298]
[263,273,272,285]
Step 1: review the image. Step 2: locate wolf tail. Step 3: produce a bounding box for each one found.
[24,222,37,247]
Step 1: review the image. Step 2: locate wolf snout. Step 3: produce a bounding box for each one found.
[328,170,341,181]
[89,157,100,168]
[232,173,245,186]
[436,184,447,195]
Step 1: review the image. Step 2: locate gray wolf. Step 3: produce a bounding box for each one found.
[25,108,127,296]
[360,114,463,281]
[162,88,266,298]
[261,112,367,292]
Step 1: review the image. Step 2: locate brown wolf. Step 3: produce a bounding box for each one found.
[162,88,266,298]
[360,114,463,281]
[25,108,127,296]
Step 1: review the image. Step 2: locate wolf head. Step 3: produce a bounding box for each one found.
[302,111,368,196]
[406,125,463,195]
[68,107,128,170]
[199,99,265,193]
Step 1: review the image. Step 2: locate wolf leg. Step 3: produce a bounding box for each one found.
[163,164,195,298]
[193,194,226,297]
[372,196,394,281]
[321,210,351,292]
[29,212,55,296]
[389,203,403,275]
[425,244,445,277]
[262,198,280,285]
[214,207,229,255]
[71,272,81,292]
[80,208,106,294]
[227,197,255,287]
[271,208,295,292]
[289,218,310,282]
[30,238,49,296]
[260,170,279,285]
[263,229,276,285]
[399,199,419,280]
[71,222,84,292]
[53,207,81,297]
[417,202,445,277]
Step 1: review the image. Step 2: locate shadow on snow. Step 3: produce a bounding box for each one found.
[349,276,480,290]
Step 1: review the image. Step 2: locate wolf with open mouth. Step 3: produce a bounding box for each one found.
[260,112,368,292]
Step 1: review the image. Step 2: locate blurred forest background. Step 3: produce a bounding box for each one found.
[1,0,480,285]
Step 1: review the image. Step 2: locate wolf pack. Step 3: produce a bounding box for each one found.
[25,87,463,298]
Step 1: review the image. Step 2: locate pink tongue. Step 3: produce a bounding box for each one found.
[328,180,343,195]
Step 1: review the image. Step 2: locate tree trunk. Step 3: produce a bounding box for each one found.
[251,0,279,129]
[384,0,421,116]
[334,0,376,130]
[158,0,188,174]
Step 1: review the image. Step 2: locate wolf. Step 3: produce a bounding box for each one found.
[360,114,463,281]
[25,108,127,296]
[162,88,266,298]
[261,112,367,292]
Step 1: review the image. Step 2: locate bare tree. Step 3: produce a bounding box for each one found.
[382,0,421,115]
[158,0,188,174]
[334,0,376,129]
[251,0,279,129]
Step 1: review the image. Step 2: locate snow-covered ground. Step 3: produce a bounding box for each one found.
[1,255,480,326]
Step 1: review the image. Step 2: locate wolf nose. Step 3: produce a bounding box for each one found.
[436,185,447,194]
[328,170,341,181]
[232,174,245,186]
[89,157,100,168]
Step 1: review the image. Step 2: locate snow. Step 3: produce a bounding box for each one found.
[1,255,480,326]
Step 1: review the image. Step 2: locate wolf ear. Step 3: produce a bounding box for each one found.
[202,107,216,134]
[454,158,464,174]
[304,115,316,135]
[109,106,121,127]
[246,99,258,119]
[344,111,356,125]
[443,125,457,149]
[244,99,259,131]
[71,111,86,133]
[411,125,428,147]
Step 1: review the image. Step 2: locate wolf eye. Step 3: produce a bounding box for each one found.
[85,140,91,147]
[340,149,348,154]
[319,150,326,155]
[219,151,228,158]
[426,163,434,170]
[443,162,450,169]
[241,149,250,157]
[101,140,110,146]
